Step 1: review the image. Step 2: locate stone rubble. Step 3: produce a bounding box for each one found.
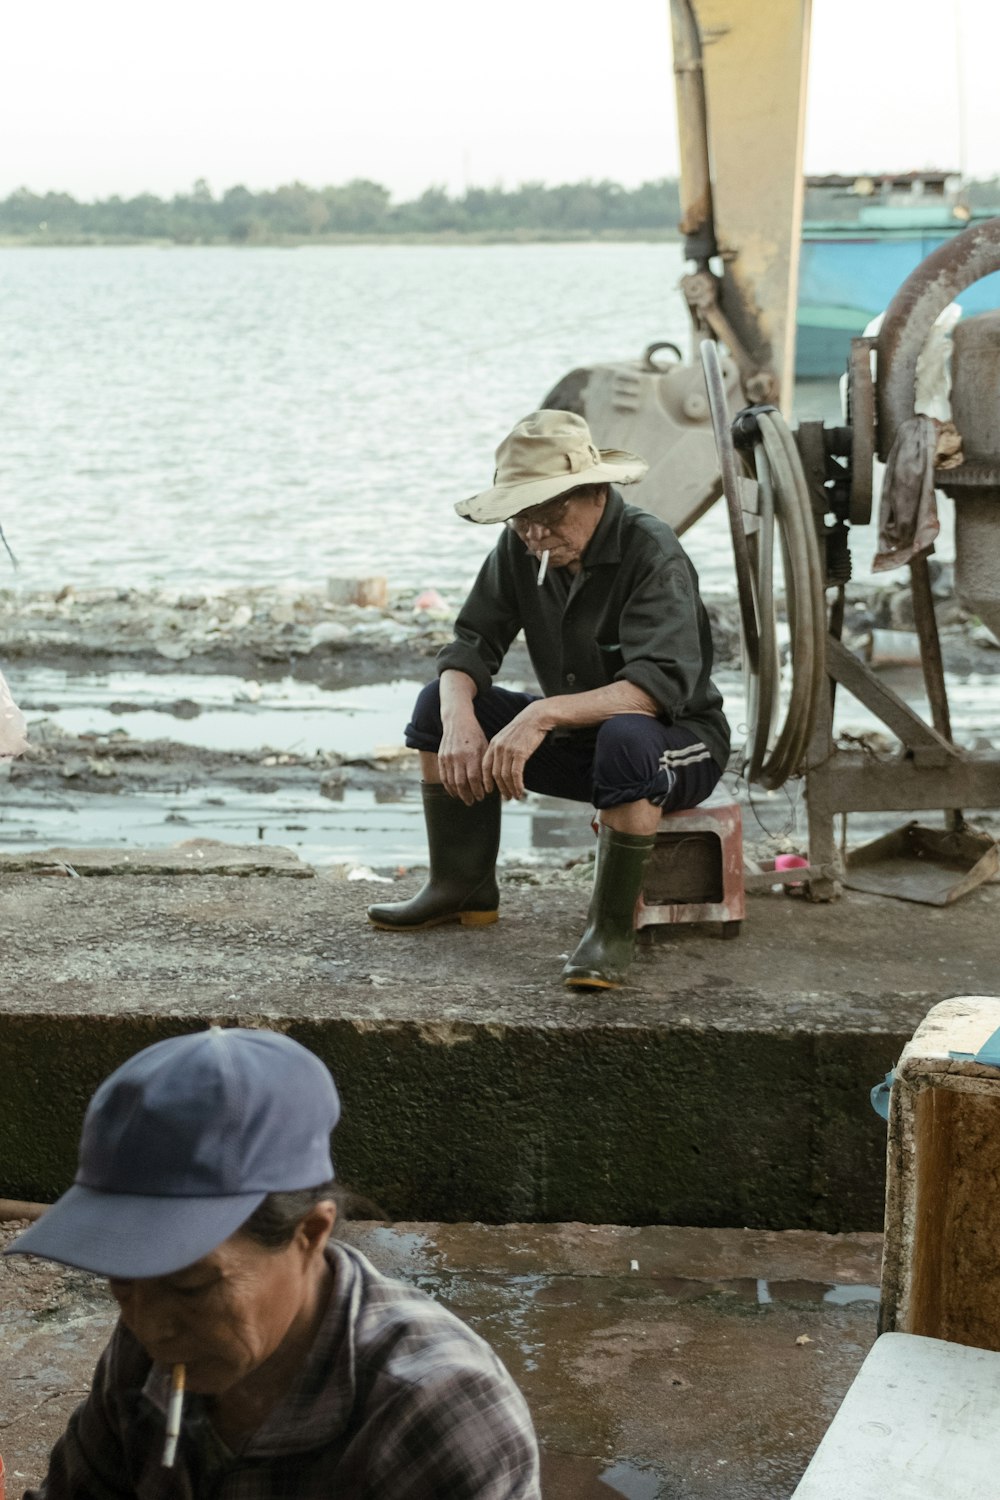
[1,577,997,681]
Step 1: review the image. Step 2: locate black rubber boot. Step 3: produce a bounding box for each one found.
[562,825,656,988]
[367,784,501,931]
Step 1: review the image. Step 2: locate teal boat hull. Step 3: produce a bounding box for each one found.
[796,225,1000,378]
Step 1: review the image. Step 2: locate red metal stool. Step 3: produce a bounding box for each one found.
[637,789,745,938]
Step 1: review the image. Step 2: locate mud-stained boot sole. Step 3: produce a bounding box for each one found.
[367,909,499,933]
[563,971,622,990]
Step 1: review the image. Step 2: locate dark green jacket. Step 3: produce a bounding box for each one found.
[436,488,730,770]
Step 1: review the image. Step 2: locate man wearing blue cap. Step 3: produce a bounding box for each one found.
[7,1026,540,1499]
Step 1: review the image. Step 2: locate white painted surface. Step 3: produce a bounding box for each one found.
[898,995,1000,1068]
[793,1333,1000,1498]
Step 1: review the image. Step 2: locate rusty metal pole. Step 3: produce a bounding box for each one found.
[669,0,718,266]
[909,552,962,830]
[909,555,954,746]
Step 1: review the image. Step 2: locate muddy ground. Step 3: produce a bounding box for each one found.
[0,1215,885,1500]
[2,577,998,842]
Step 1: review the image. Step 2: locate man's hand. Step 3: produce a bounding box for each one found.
[482,703,549,801]
[438,717,491,804]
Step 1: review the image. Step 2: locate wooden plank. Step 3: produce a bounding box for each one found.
[807,753,1000,814]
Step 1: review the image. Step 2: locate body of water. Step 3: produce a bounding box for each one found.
[2,243,701,593]
[1,242,943,602]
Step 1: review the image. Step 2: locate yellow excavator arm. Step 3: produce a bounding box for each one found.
[672,0,812,408]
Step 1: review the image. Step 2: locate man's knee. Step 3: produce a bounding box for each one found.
[592,715,651,780]
[592,716,721,811]
[405,680,444,749]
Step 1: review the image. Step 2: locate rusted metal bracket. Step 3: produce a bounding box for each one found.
[846,338,875,525]
[683,270,779,404]
[700,340,760,672]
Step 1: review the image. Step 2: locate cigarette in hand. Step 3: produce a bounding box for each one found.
[537,549,550,586]
[162,1363,186,1468]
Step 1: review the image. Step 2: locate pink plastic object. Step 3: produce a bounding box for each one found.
[636,790,745,937]
[774,854,808,873]
[413,588,448,613]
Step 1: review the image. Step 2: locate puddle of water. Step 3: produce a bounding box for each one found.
[540,1452,667,1500]
[12,668,424,758]
[760,1279,880,1307]
[2,666,602,865]
[530,1272,879,1310]
[0,781,595,868]
[598,1461,664,1499]
[822,1283,881,1306]
[10,662,997,868]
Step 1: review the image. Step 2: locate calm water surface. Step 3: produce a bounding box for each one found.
[1,242,954,600]
[3,243,728,593]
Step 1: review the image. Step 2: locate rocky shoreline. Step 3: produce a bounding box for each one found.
[1,575,997,685]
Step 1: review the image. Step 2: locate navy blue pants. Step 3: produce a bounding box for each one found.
[405,681,722,812]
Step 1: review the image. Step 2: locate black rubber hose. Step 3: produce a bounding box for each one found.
[753,411,826,789]
[701,343,826,789]
[743,439,779,784]
[700,340,760,673]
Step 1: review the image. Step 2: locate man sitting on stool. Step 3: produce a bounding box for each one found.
[368,409,729,989]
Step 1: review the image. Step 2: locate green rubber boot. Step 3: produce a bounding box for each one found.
[367,784,501,931]
[562,825,656,989]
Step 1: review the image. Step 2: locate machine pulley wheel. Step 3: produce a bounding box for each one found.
[877,216,1000,457]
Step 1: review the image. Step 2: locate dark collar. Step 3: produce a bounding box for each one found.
[581,487,626,569]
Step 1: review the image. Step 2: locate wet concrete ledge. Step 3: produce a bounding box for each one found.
[2,863,997,1231]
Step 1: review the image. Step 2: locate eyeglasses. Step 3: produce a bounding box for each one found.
[507,495,574,537]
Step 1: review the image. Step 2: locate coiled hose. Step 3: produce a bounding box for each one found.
[700,341,827,789]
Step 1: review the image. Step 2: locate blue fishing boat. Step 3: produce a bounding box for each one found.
[796,172,1000,377]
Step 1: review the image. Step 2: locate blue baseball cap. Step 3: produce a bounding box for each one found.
[6,1027,340,1278]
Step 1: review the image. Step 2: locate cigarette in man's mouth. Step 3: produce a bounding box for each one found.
[162,1363,186,1468]
[537,549,550,586]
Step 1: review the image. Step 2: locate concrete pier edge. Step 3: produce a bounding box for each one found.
[1,1004,906,1231]
[5,870,996,1232]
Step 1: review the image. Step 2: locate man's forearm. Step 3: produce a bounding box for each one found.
[439,669,479,723]
[530,681,660,732]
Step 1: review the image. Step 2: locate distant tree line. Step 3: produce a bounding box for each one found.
[4,176,999,245]
[0,177,684,243]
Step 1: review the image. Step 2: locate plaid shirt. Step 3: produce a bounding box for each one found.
[25,1242,541,1500]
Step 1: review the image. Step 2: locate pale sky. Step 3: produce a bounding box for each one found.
[4,0,996,201]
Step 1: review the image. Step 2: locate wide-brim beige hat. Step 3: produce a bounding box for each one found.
[456,410,648,524]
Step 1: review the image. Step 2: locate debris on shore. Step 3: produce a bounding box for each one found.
[1,576,997,685]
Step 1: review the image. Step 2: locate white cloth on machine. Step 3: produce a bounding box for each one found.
[0,667,28,758]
